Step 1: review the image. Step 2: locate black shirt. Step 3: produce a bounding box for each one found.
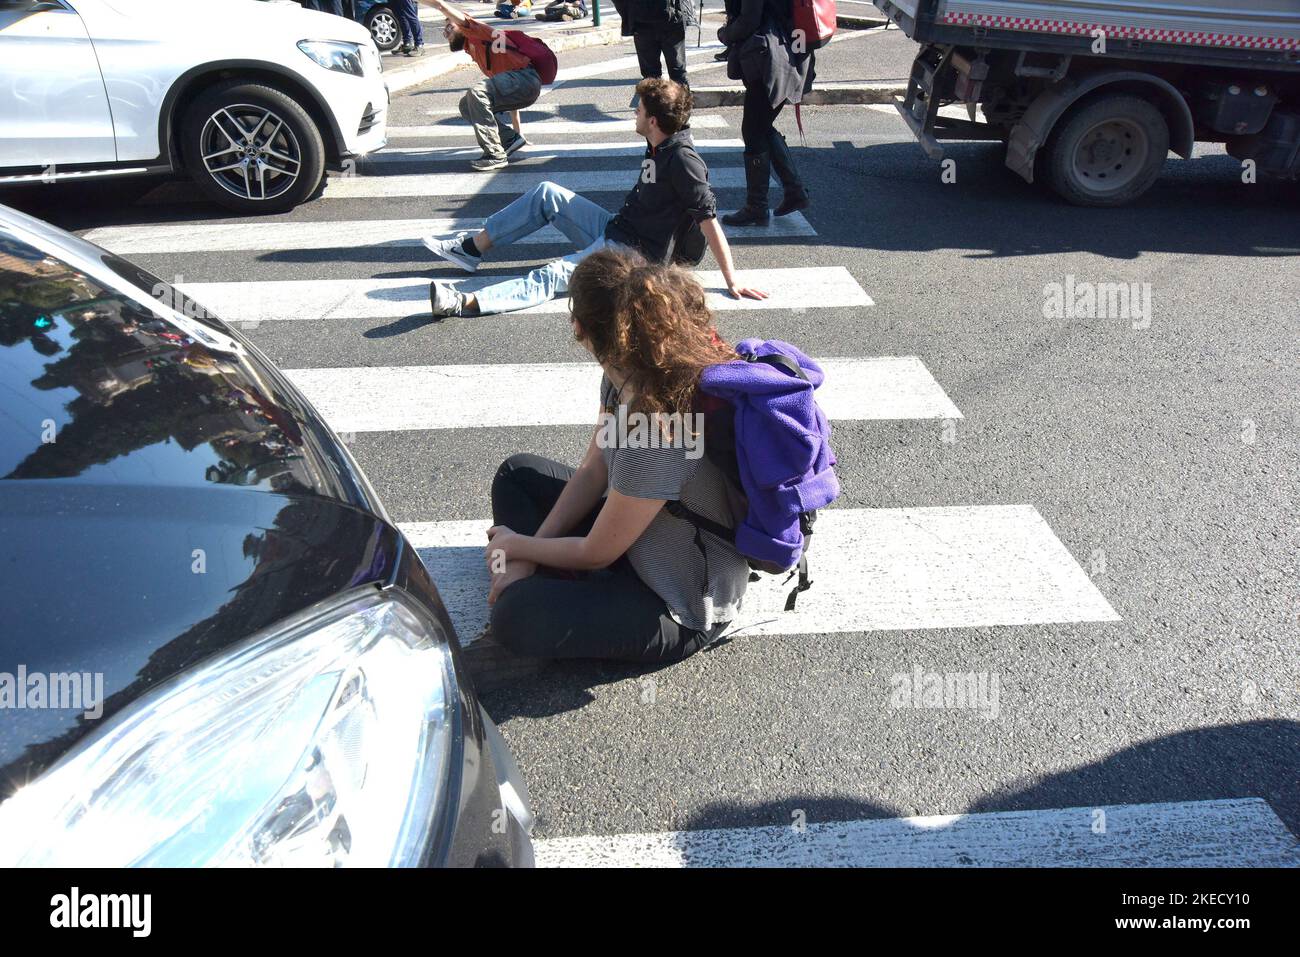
[604,128,718,264]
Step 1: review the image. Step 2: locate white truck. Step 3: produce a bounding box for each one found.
[874,0,1300,204]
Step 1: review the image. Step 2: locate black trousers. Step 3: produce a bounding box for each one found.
[740,82,803,196]
[740,83,783,153]
[488,453,716,662]
[633,22,689,87]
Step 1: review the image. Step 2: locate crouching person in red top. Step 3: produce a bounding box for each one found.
[428,0,541,170]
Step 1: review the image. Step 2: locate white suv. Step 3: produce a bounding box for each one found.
[0,0,389,212]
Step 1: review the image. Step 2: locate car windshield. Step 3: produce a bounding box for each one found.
[0,231,325,493]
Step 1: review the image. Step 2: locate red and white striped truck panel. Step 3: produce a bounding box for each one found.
[937,1,1300,51]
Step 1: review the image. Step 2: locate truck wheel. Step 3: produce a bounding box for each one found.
[366,7,401,52]
[181,80,325,214]
[1046,94,1170,207]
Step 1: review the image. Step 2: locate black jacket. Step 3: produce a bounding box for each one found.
[614,0,698,34]
[604,128,716,264]
[719,0,814,108]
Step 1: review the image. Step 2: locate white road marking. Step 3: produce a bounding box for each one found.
[178,266,869,322]
[319,165,746,198]
[85,209,816,254]
[389,115,728,137]
[531,799,1300,867]
[359,139,745,164]
[397,503,1117,644]
[282,356,956,433]
[543,41,727,91]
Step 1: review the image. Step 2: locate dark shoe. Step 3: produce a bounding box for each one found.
[722,205,771,227]
[399,40,412,55]
[460,632,551,693]
[768,130,806,217]
[721,150,771,226]
[714,47,730,61]
[774,187,810,217]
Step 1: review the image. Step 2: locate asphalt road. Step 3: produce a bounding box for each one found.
[6,15,1297,858]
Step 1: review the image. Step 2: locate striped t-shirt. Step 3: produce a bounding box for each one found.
[599,375,750,633]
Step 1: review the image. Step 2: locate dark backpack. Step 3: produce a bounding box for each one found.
[499,30,558,84]
[667,211,706,267]
[667,342,840,610]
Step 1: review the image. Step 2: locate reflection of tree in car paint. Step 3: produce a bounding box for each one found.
[0,249,311,490]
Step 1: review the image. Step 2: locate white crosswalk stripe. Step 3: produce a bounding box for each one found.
[282,357,960,432]
[390,114,729,138]
[320,165,747,197]
[398,505,1119,645]
[84,210,816,254]
[360,139,745,164]
[178,267,871,322]
[532,799,1300,867]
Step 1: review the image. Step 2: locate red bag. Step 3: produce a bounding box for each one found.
[791,0,836,50]
[502,30,558,84]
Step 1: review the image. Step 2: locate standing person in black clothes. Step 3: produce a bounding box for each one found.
[614,0,697,88]
[715,0,739,60]
[718,0,813,226]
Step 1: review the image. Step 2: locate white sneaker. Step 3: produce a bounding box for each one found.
[421,232,481,273]
[429,281,468,318]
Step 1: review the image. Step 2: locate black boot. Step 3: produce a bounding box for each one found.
[769,131,809,217]
[721,151,771,227]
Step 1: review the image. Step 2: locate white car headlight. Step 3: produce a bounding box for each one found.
[298,39,365,76]
[0,588,455,867]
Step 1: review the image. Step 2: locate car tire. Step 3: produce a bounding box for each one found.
[1045,93,1170,207]
[181,80,326,214]
[366,7,401,52]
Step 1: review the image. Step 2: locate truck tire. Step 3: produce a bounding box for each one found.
[181,80,326,215]
[1045,94,1170,207]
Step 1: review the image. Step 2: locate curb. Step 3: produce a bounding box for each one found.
[838,15,889,29]
[692,81,905,108]
[383,24,625,94]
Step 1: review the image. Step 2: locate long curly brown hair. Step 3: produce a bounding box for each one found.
[568,247,736,417]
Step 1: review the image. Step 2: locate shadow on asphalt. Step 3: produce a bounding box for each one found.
[7,139,1297,261]
[500,706,1300,844]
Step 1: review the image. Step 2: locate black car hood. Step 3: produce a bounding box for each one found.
[0,482,404,795]
[0,207,402,793]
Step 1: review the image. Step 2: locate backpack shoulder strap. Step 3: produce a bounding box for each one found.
[746,350,810,382]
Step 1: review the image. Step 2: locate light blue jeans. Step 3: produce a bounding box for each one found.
[474,181,622,315]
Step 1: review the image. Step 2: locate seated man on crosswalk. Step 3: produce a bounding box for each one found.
[423,77,768,318]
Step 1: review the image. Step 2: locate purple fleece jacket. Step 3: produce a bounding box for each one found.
[699,339,839,568]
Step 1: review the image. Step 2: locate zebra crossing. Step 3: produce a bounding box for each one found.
[75,69,1299,867]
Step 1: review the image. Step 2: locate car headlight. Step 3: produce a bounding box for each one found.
[0,588,456,867]
[298,39,365,76]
